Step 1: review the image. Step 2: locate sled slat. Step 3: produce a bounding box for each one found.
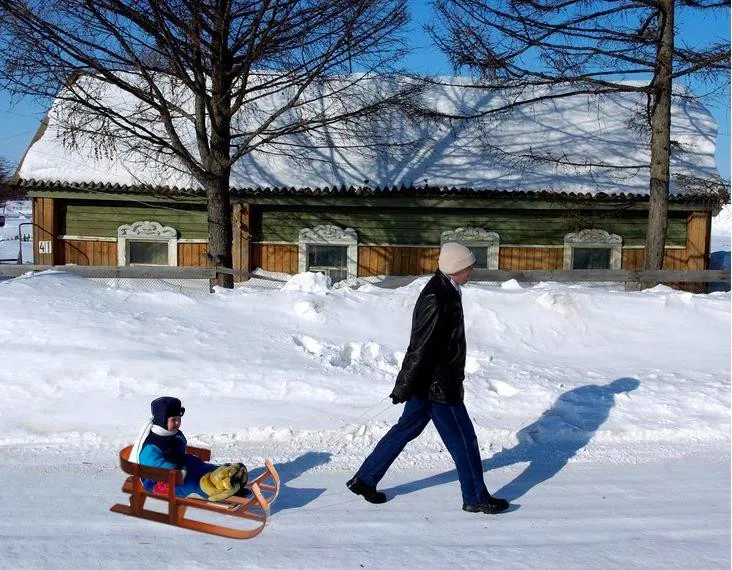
[118,445,185,484]
[185,446,211,461]
[110,502,266,540]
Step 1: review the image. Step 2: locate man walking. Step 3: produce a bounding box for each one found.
[347,242,509,514]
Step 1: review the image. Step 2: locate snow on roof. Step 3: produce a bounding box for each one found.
[16,75,724,197]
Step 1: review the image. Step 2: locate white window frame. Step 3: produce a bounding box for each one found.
[563,229,622,270]
[298,224,358,279]
[117,221,178,266]
[441,227,500,269]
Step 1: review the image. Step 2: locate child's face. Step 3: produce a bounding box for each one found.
[167,415,182,432]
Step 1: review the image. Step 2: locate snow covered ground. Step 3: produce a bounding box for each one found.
[0,457,727,569]
[712,203,732,253]
[0,201,729,568]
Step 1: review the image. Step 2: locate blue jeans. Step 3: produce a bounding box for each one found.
[356,398,490,505]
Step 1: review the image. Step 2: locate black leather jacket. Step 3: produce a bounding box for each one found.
[390,270,467,405]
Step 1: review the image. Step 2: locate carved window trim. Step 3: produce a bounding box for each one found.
[117,221,178,266]
[563,229,622,269]
[441,227,500,269]
[298,224,358,279]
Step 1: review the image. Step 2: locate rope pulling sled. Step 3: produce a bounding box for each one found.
[110,444,280,539]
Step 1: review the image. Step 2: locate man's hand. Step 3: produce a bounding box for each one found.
[389,390,408,405]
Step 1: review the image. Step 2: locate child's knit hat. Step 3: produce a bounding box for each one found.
[151,396,185,428]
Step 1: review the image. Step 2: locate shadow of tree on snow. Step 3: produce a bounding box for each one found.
[384,377,640,505]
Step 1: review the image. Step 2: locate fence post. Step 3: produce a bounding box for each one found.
[232,203,252,283]
[625,275,642,291]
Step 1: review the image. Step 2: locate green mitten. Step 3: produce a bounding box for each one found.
[231,463,248,487]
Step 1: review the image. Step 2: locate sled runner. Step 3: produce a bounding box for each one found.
[110,445,280,539]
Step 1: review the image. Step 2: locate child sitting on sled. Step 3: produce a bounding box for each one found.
[131,396,249,502]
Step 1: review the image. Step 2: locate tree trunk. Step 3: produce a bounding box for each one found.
[644,0,675,275]
[204,15,234,290]
[204,175,234,289]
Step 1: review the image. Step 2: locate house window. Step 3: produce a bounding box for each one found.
[308,245,348,283]
[441,227,500,269]
[129,241,169,265]
[298,225,358,283]
[564,229,622,270]
[117,221,178,266]
[572,247,611,269]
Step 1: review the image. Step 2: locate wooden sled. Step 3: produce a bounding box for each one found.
[110,444,280,539]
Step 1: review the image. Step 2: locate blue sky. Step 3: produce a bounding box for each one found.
[0,2,729,181]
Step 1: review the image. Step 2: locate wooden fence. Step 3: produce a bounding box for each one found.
[0,265,728,291]
[377,269,730,290]
[0,265,217,279]
[473,269,730,284]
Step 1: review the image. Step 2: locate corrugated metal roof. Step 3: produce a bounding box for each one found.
[16,177,728,207]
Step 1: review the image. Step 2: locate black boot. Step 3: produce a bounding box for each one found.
[346,476,387,504]
[462,496,510,514]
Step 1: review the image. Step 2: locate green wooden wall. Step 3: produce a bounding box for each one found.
[60,201,208,239]
[55,198,690,247]
[252,206,688,246]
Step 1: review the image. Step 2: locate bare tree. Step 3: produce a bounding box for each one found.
[0,158,8,187]
[430,0,729,271]
[0,0,411,287]
[0,157,16,206]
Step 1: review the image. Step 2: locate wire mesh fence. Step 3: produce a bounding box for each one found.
[0,265,215,295]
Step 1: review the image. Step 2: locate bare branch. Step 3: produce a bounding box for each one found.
[0,0,411,286]
[428,0,729,271]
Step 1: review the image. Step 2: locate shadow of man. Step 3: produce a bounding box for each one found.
[488,377,640,503]
[247,451,332,514]
[384,377,640,504]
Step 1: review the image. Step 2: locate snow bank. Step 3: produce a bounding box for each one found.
[0,271,727,470]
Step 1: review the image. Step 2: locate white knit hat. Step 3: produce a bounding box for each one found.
[438,242,476,275]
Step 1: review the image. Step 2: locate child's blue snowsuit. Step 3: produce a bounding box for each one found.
[138,429,217,498]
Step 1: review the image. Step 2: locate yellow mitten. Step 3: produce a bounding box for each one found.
[199,464,242,502]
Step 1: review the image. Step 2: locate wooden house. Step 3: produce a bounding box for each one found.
[16,79,728,282]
